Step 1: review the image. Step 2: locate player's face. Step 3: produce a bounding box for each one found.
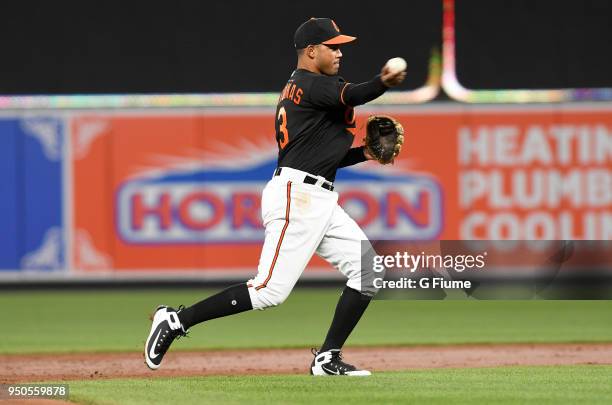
[314,44,342,75]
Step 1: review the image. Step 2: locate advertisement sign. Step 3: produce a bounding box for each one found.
[71,113,444,272]
[70,106,611,273]
[0,117,65,271]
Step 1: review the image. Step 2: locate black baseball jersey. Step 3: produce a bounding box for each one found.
[274,69,357,182]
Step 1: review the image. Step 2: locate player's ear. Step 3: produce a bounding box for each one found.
[307,45,317,59]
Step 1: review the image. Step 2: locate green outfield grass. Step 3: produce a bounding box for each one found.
[1,288,611,354]
[65,366,612,405]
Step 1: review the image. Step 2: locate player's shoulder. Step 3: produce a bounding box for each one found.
[313,72,347,86]
[293,69,345,85]
[309,73,347,99]
[285,70,347,107]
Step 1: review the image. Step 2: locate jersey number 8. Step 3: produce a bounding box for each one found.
[277,107,289,149]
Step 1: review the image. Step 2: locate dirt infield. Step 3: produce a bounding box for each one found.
[1,343,611,384]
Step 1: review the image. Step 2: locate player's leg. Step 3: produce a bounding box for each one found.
[246,181,336,310]
[144,179,335,369]
[178,188,327,326]
[145,213,305,370]
[310,204,379,376]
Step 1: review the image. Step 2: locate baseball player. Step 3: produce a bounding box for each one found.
[145,17,406,376]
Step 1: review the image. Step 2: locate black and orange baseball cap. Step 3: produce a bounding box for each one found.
[294,18,356,49]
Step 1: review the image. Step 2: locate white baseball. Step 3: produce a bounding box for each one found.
[386,57,407,74]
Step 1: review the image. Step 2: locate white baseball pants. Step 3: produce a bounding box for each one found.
[247,167,378,310]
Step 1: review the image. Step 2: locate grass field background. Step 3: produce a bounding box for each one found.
[3,288,611,404]
[1,288,611,354]
[66,366,612,405]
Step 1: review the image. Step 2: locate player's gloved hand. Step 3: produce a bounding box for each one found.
[381,65,406,87]
[363,115,404,164]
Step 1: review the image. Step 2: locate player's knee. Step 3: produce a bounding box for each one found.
[346,243,383,296]
[264,289,289,308]
[248,287,290,310]
[347,266,384,297]
[363,284,380,297]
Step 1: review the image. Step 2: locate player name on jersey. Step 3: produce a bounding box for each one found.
[279,82,303,105]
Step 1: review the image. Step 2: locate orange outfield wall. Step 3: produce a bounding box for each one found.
[71,106,612,273]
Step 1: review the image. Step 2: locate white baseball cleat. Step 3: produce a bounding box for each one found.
[144,305,187,370]
[310,348,371,376]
